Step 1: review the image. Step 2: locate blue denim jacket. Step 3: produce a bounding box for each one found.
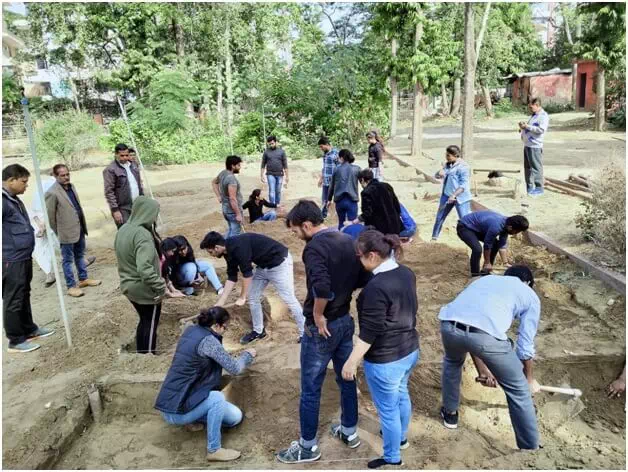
[435,160,472,204]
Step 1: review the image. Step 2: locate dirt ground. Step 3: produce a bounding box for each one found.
[2,113,626,469]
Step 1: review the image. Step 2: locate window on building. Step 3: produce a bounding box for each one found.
[36,57,48,70]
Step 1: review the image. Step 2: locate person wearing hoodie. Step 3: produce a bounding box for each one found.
[114,196,166,354]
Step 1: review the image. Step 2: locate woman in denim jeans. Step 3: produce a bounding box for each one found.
[155,307,256,462]
[341,230,419,469]
[431,145,472,240]
[173,235,224,295]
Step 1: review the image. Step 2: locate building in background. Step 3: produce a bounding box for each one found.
[574,59,598,112]
[532,2,559,48]
[504,68,573,107]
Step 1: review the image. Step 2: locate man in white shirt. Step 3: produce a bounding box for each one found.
[103,143,144,228]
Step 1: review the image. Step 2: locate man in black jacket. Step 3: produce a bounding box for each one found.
[347,169,402,235]
[277,200,369,464]
[2,164,55,353]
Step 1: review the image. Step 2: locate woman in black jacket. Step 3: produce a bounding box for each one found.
[341,230,419,469]
[242,189,277,223]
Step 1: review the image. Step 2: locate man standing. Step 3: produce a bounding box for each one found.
[200,231,305,344]
[438,266,541,450]
[46,164,101,297]
[103,143,143,227]
[3,164,55,353]
[347,169,402,235]
[213,155,244,238]
[317,136,338,218]
[261,135,288,205]
[519,97,549,196]
[277,200,368,464]
[457,210,528,277]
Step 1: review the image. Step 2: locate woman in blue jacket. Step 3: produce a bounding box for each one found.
[431,145,472,241]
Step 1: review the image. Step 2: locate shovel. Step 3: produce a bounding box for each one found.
[476,377,583,397]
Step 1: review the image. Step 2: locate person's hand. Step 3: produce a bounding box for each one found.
[112,211,124,225]
[35,228,45,238]
[317,176,323,188]
[437,169,445,178]
[528,378,541,394]
[482,263,493,272]
[314,313,331,338]
[246,348,257,358]
[235,296,247,307]
[607,378,626,398]
[342,359,357,381]
[284,179,288,188]
[447,196,457,205]
[153,293,165,303]
[326,201,332,208]
[476,375,498,388]
[192,276,204,287]
[216,196,222,204]
[343,220,353,227]
[235,214,243,223]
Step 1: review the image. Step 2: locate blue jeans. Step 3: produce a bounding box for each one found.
[161,390,243,453]
[334,195,358,231]
[223,213,242,239]
[253,210,277,223]
[399,227,416,239]
[300,314,358,446]
[364,350,419,463]
[60,232,87,288]
[321,185,330,218]
[431,195,472,240]
[440,321,539,450]
[177,260,223,294]
[267,175,283,205]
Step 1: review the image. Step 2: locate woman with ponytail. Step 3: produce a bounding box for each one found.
[341,230,419,469]
[155,306,256,462]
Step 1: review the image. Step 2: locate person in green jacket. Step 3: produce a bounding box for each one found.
[114,196,166,354]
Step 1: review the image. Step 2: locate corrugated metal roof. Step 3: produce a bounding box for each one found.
[503,68,572,81]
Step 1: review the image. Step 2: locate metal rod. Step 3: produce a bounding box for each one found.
[21,97,73,348]
[116,95,163,225]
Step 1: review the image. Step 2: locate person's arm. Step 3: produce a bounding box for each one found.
[342,338,372,380]
[237,276,252,305]
[260,151,267,183]
[216,279,236,306]
[212,176,222,204]
[517,291,541,393]
[375,143,384,166]
[472,355,497,388]
[304,246,334,337]
[262,199,277,209]
[242,200,251,210]
[498,248,511,266]
[482,222,502,269]
[44,191,58,235]
[134,234,167,300]
[197,335,254,375]
[228,184,242,222]
[359,189,374,224]
[525,112,549,135]
[450,166,470,203]
[327,170,337,204]
[103,167,120,212]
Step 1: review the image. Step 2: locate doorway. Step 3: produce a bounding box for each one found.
[578,73,587,108]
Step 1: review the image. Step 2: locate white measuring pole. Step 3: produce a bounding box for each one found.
[21,97,73,348]
[116,96,163,225]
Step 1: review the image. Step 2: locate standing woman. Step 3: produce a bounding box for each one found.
[431,145,472,241]
[342,230,420,469]
[366,131,385,182]
[115,196,166,354]
[326,149,361,230]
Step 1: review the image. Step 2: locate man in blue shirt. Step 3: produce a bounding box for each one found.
[457,210,529,276]
[438,266,541,450]
[317,137,339,219]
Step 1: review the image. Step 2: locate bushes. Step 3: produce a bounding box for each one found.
[543,101,575,114]
[575,162,626,264]
[36,111,103,169]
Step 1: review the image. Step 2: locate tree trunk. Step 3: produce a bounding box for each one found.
[474,2,491,70]
[462,3,476,161]
[480,82,493,118]
[441,83,450,116]
[411,21,424,159]
[390,37,398,138]
[216,66,224,129]
[595,66,605,131]
[225,18,234,138]
[450,78,461,116]
[172,17,185,58]
[571,63,578,109]
[69,76,81,112]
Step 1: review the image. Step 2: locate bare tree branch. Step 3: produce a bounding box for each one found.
[474,1,491,70]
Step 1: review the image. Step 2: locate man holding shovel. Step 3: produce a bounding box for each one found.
[437,265,541,450]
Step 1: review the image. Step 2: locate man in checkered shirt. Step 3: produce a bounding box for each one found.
[316,136,339,218]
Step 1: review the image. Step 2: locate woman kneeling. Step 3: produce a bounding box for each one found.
[154,306,256,462]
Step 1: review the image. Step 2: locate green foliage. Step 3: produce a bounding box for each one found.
[543,102,575,114]
[28,97,75,118]
[577,3,626,73]
[35,111,103,169]
[2,72,22,110]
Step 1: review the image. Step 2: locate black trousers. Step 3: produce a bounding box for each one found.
[456,223,499,275]
[3,259,38,345]
[130,301,161,354]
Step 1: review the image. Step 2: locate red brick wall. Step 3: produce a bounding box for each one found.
[530,74,572,106]
[575,60,598,111]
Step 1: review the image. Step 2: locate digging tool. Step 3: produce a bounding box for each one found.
[476,377,583,398]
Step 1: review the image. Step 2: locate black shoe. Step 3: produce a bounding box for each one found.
[379,429,409,449]
[440,406,458,429]
[297,336,302,344]
[368,458,403,469]
[240,329,267,345]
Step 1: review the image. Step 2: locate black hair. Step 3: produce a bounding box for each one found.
[285,200,324,228]
[529,97,541,106]
[318,136,330,146]
[3,164,30,181]
[446,145,461,158]
[504,265,535,288]
[357,229,402,260]
[505,215,529,233]
[52,164,68,176]
[249,188,262,202]
[225,155,242,170]
[152,223,163,258]
[338,149,355,163]
[114,143,129,153]
[358,169,374,183]
[200,231,226,250]
[173,235,195,263]
[197,306,231,328]
[266,135,277,143]
[129,148,136,153]
[161,237,178,254]
[366,130,384,145]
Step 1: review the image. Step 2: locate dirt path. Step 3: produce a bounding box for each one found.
[2,149,625,469]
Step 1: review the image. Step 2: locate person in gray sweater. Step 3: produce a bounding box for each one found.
[326,149,361,230]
